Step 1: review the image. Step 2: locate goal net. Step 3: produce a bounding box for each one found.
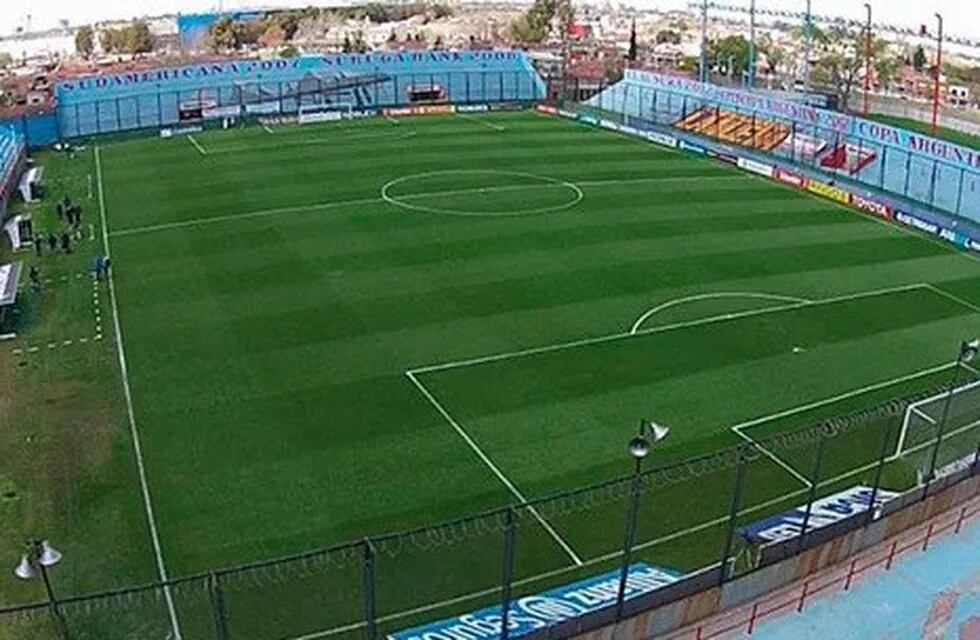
[297,103,353,125]
[894,374,980,478]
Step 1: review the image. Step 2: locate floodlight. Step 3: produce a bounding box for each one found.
[38,541,62,568]
[628,436,651,460]
[13,555,35,580]
[960,339,979,363]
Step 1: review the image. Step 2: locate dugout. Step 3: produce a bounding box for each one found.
[0,260,22,331]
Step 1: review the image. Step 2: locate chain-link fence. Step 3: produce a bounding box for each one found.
[2,378,979,640]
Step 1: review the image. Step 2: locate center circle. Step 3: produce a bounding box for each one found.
[380,170,584,217]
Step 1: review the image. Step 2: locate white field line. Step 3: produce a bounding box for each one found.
[923,282,980,315]
[409,282,930,376]
[405,371,584,566]
[95,147,184,640]
[630,291,812,334]
[911,406,938,425]
[187,135,208,156]
[457,112,505,132]
[108,175,738,238]
[385,116,400,125]
[262,122,275,134]
[731,426,812,487]
[962,361,980,377]
[287,416,980,640]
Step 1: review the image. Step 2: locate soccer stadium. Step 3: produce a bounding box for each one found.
[0,10,979,640]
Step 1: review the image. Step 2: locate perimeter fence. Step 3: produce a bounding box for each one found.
[561,76,980,223]
[1,378,979,640]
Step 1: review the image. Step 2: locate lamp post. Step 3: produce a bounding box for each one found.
[862,3,873,116]
[803,0,813,95]
[926,338,979,482]
[930,13,943,136]
[748,0,756,88]
[615,419,670,620]
[13,539,68,639]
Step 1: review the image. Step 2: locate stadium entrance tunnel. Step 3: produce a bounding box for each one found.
[380,170,584,217]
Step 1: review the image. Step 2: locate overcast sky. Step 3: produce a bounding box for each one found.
[1,0,978,40]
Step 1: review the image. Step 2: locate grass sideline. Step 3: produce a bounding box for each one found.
[1,111,980,638]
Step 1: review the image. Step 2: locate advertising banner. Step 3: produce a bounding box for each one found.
[390,564,682,640]
[851,193,892,220]
[458,104,490,113]
[679,140,706,155]
[740,486,899,545]
[773,167,806,188]
[202,104,242,119]
[895,211,940,235]
[645,131,678,148]
[737,158,774,178]
[535,104,558,115]
[244,102,281,115]
[806,179,851,204]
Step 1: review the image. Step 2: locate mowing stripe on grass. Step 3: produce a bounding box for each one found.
[408,282,932,376]
[108,175,746,237]
[457,112,506,132]
[405,371,584,566]
[923,282,980,315]
[96,146,184,640]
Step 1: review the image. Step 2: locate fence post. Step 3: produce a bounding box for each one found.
[922,522,935,551]
[867,412,897,525]
[954,506,967,534]
[719,446,752,584]
[746,602,760,635]
[615,469,645,620]
[926,358,964,490]
[796,580,809,612]
[885,540,898,570]
[208,573,230,640]
[500,508,517,640]
[797,428,830,553]
[843,558,858,590]
[363,539,378,640]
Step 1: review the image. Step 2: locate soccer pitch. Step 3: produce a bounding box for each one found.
[5,110,980,638]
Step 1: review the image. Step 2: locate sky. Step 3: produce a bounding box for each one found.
[0,0,978,40]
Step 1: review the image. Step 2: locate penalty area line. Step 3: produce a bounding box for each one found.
[405,371,584,566]
[187,135,208,156]
[456,112,505,132]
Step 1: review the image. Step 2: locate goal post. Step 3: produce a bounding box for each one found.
[297,103,353,125]
[893,374,980,475]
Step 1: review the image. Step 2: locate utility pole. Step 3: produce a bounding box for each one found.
[700,0,709,83]
[863,3,872,115]
[930,13,943,136]
[803,0,812,95]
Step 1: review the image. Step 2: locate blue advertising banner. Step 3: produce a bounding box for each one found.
[390,564,682,640]
[739,486,899,545]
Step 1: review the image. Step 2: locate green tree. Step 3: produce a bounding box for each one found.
[509,0,573,45]
[709,35,750,77]
[912,45,927,71]
[209,17,237,51]
[342,33,353,52]
[124,21,154,55]
[279,44,299,58]
[75,25,94,58]
[0,52,12,69]
[655,29,681,45]
[810,28,896,111]
[100,28,117,53]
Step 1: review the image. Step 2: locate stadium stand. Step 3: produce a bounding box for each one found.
[587,70,980,223]
[0,125,26,221]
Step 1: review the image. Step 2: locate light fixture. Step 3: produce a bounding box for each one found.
[13,555,36,580]
[38,541,63,568]
[628,436,650,460]
[960,338,979,363]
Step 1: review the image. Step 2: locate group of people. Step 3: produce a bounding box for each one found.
[34,195,85,257]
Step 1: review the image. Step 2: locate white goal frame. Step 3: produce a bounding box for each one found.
[893,375,980,460]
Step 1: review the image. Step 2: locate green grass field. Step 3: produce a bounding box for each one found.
[3,110,980,639]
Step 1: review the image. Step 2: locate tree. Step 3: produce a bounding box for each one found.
[0,52,12,69]
[387,29,398,43]
[810,28,896,111]
[509,0,573,45]
[100,28,117,53]
[627,18,637,62]
[75,25,94,58]
[124,21,154,55]
[342,33,353,52]
[279,44,299,58]
[655,29,681,45]
[709,35,750,77]
[433,34,444,49]
[912,45,927,72]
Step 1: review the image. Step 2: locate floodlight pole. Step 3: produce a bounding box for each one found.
[616,423,647,621]
[699,0,709,83]
[926,340,975,483]
[748,0,756,88]
[17,539,68,639]
[797,431,829,552]
[803,0,813,96]
[719,445,752,584]
[862,3,872,116]
[930,13,943,136]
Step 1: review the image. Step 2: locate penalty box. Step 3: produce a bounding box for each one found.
[407,284,979,500]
